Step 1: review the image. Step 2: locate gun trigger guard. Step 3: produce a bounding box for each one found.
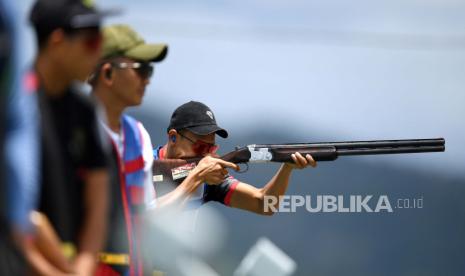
[236,163,249,173]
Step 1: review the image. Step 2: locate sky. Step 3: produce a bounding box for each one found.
[17,0,465,177]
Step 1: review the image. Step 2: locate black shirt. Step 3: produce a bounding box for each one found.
[38,83,108,244]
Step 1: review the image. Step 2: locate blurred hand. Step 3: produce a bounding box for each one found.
[72,252,96,276]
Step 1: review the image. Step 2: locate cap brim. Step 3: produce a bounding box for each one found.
[125,43,168,62]
[70,8,121,29]
[187,125,228,138]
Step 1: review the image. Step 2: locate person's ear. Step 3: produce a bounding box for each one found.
[168,129,178,144]
[47,29,66,49]
[101,63,113,84]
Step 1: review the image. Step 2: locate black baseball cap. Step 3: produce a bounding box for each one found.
[29,0,115,36]
[167,101,229,138]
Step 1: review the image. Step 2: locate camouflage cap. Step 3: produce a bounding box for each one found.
[102,24,168,62]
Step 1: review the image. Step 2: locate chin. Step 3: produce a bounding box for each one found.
[174,152,187,159]
[128,98,143,106]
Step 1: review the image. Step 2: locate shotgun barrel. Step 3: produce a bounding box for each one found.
[231,138,445,163]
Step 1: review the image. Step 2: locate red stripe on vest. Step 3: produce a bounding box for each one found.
[95,263,121,276]
[125,156,144,173]
[110,140,136,276]
[128,186,145,205]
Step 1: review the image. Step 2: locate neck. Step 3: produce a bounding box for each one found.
[92,86,126,132]
[35,53,71,96]
[106,106,124,133]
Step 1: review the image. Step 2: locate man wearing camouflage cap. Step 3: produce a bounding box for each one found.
[90,24,238,276]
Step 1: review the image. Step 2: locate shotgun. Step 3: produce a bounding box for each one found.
[152,138,445,184]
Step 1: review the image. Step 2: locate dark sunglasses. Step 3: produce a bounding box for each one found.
[178,132,219,155]
[111,61,154,79]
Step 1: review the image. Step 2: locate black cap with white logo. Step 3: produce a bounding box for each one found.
[167,101,228,138]
[29,0,115,36]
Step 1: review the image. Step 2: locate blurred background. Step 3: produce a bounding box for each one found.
[16,0,465,275]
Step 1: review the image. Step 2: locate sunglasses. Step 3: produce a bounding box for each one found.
[178,132,219,155]
[65,28,102,53]
[111,61,154,79]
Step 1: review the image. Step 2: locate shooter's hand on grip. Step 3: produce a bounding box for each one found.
[193,155,239,185]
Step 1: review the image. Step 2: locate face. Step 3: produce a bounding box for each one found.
[107,57,153,107]
[170,130,218,159]
[54,28,103,82]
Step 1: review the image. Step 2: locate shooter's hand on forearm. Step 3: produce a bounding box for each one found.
[283,152,317,170]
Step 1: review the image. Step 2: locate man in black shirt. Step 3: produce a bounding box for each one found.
[28,0,112,274]
[154,101,316,214]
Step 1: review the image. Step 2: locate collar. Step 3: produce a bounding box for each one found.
[158,145,166,160]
